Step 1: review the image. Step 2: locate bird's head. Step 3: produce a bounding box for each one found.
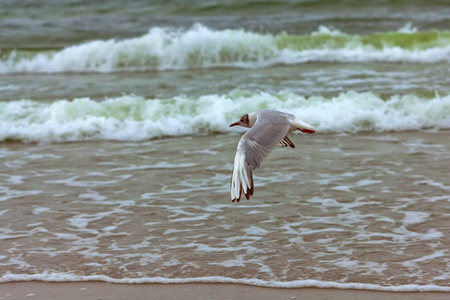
[229,114,250,128]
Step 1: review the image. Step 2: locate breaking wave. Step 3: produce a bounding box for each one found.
[1,91,449,143]
[1,24,449,73]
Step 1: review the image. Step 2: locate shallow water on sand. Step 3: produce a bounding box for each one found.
[1,131,449,287]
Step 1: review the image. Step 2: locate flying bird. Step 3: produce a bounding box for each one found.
[229,109,317,202]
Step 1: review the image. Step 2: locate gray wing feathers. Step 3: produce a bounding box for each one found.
[242,118,291,170]
[230,145,254,202]
[230,113,291,202]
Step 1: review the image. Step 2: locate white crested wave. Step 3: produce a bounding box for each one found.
[0,24,278,73]
[1,273,449,291]
[397,22,418,34]
[1,24,449,73]
[1,91,449,143]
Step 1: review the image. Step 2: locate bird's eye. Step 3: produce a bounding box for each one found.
[240,119,244,122]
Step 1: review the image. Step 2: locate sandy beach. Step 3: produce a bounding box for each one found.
[1,283,448,300]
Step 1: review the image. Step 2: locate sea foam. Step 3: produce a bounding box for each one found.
[1,24,449,73]
[1,91,449,142]
[1,273,449,292]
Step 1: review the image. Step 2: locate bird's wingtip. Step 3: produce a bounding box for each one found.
[298,128,317,134]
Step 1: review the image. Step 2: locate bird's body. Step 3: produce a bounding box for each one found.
[229,109,317,202]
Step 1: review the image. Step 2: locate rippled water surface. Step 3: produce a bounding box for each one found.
[1,132,449,287]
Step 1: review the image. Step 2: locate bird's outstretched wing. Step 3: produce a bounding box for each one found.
[230,113,291,202]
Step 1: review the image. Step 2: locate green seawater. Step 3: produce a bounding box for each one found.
[276,30,450,50]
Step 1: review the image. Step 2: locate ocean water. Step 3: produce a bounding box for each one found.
[1,0,450,292]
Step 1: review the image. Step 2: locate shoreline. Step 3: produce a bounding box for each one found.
[1,282,449,300]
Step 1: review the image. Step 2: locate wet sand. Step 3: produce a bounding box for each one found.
[1,282,449,300]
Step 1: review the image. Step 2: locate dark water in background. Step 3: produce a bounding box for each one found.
[2,0,450,48]
[0,0,449,291]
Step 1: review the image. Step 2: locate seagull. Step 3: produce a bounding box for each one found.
[229,109,317,202]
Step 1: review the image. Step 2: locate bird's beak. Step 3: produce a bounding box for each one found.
[229,121,240,127]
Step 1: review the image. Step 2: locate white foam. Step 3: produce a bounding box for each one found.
[311,25,344,36]
[33,207,49,215]
[1,91,449,143]
[356,179,382,187]
[1,24,448,73]
[0,24,278,73]
[169,213,212,223]
[210,255,247,267]
[110,162,198,172]
[78,192,107,202]
[1,273,449,292]
[427,195,450,202]
[413,179,450,191]
[246,210,264,215]
[243,226,269,236]
[397,22,418,34]
[401,250,447,268]
[418,229,443,241]
[403,211,430,225]
[0,188,42,202]
[331,186,353,192]
[67,210,124,232]
[5,175,25,185]
[26,222,43,228]
[0,84,20,91]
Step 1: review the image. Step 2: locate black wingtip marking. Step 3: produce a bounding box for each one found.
[281,136,295,148]
[243,168,254,200]
[298,128,316,134]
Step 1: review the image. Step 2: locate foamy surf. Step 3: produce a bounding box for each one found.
[1,91,449,143]
[1,273,449,292]
[1,24,449,73]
